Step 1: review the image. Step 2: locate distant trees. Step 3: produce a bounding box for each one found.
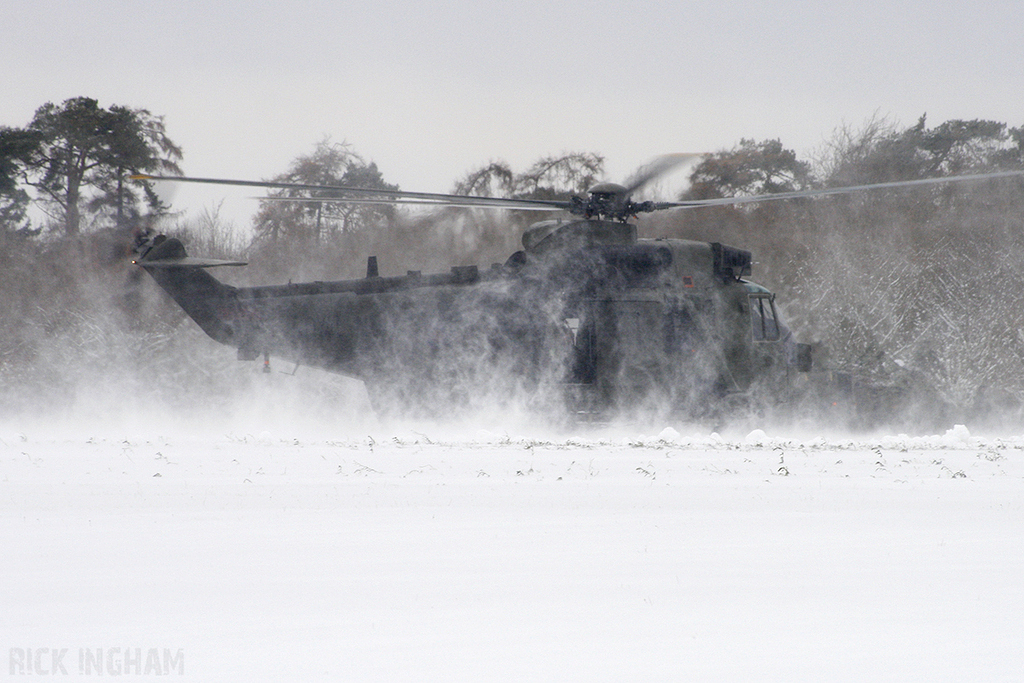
[684,138,812,200]
[252,138,398,244]
[0,97,182,235]
[810,117,1024,419]
[664,138,815,256]
[819,115,1019,187]
[453,151,604,200]
[246,146,605,280]
[659,116,1024,422]
[0,127,40,236]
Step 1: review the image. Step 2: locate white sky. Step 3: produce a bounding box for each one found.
[3,0,1022,229]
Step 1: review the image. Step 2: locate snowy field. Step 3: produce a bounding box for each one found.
[3,394,1024,680]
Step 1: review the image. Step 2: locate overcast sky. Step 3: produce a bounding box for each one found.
[4,0,1022,228]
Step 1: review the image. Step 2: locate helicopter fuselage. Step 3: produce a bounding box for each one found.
[139,218,811,419]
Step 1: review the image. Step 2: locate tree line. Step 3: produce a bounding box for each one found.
[657,116,1024,425]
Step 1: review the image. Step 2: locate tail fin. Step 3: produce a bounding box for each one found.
[136,236,243,345]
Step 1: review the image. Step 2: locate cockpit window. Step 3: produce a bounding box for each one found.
[749,293,780,341]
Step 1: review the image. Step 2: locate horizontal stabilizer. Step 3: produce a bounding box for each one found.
[134,256,247,268]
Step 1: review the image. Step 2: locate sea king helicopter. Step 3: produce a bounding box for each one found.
[130,159,1024,422]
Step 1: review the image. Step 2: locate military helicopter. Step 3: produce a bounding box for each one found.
[130,161,1024,422]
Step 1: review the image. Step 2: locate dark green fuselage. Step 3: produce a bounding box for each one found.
[140,219,809,418]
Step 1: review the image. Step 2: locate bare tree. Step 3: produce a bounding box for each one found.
[513,152,604,200]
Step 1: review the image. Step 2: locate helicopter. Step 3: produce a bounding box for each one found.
[130,161,1024,422]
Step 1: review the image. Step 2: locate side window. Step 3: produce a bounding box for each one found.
[749,293,780,341]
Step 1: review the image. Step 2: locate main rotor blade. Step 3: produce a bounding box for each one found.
[255,195,565,211]
[131,174,571,212]
[622,153,705,196]
[654,169,1024,210]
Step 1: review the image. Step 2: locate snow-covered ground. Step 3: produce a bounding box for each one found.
[3,406,1023,682]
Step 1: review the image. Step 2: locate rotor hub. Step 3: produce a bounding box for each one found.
[570,183,655,222]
